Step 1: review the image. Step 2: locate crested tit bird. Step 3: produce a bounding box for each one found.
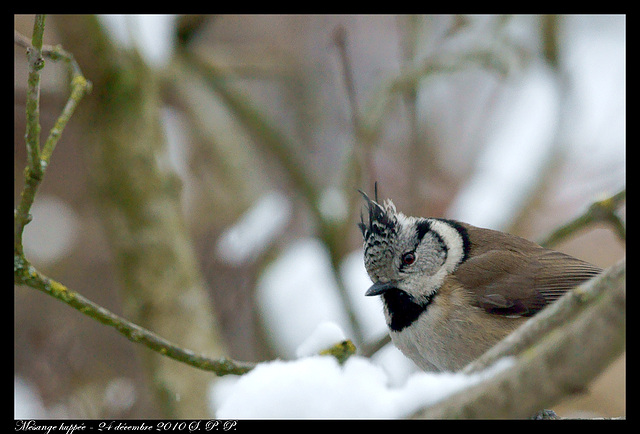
[358,190,602,372]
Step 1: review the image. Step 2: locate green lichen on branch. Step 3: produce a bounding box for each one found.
[14,15,92,257]
[15,257,255,377]
[320,340,357,365]
[41,75,91,162]
[538,189,626,248]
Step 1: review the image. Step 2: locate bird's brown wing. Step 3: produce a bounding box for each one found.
[454,248,602,317]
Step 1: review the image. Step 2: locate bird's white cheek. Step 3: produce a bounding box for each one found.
[411,269,449,299]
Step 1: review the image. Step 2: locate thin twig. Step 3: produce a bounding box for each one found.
[359,333,391,358]
[538,189,626,248]
[15,16,46,257]
[14,22,92,257]
[332,25,361,131]
[24,16,45,172]
[396,15,427,214]
[14,260,256,376]
[181,50,322,219]
[40,74,91,162]
[331,24,374,240]
[332,24,368,188]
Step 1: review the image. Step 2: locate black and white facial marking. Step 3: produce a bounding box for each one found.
[359,193,469,331]
[382,288,433,332]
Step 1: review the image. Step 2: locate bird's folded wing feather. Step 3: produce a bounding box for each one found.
[454,248,602,316]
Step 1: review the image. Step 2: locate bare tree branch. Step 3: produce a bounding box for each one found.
[15,261,256,377]
[539,189,626,248]
[14,22,92,257]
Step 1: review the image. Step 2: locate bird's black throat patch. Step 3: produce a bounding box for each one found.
[382,288,433,332]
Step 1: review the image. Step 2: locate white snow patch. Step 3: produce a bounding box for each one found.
[23,194,79,266]
[15,377,47,419]
[339,249,388,342]
[256,238,352,357]
[216,192,292,266]
[295,322,347,359]
[319,187,349,223]
[446,63,560,230]
[98,15,177,67]
[213,355,513,419]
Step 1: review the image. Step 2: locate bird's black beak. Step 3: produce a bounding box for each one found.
[365,281,396,296]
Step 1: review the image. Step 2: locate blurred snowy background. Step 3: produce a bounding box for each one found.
[15,15,624,418]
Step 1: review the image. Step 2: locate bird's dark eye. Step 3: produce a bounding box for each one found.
[401,252,416,265]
